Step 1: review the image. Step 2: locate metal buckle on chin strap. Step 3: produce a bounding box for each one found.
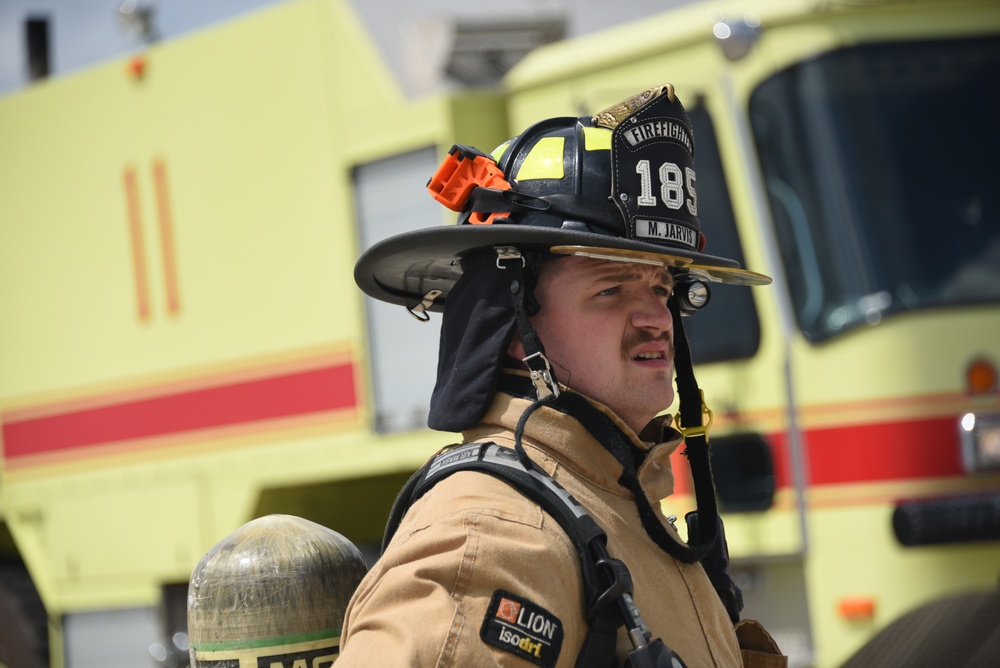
[522,351,560,400]
[407,289,443,321]
[495,245,526,269]
[674,389,714,439]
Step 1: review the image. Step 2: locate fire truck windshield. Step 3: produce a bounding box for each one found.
[750,35,1000,342]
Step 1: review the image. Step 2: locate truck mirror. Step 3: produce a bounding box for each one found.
[711,433,775,512]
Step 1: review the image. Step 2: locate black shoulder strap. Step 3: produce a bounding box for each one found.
[383,442,628,668]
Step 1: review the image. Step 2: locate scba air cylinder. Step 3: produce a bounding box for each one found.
[187,514,367,667]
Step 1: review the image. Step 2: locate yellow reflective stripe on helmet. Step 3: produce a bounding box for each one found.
[583,126,612,151]
[491,141,510,163]
[514,136,565,180]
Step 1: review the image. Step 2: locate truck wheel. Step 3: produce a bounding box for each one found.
[0,562,49,668]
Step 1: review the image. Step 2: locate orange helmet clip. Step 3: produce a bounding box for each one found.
[427,144,512,224]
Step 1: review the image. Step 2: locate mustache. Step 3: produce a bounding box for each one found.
[621,330,674,362]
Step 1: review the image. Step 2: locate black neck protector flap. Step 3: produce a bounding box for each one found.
[427,252,543,432]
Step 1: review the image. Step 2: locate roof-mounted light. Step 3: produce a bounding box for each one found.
[709,10,762,62]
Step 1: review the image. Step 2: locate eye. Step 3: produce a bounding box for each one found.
[597,286,619,297]
[654,285,673,298]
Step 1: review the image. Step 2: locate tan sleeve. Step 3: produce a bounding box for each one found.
[735,619,788,668]
[337,472,588,667]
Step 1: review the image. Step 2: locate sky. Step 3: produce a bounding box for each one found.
[0,0,679,97]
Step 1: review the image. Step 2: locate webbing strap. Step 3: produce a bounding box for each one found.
[382,442,625,668]
[667,298,719,561]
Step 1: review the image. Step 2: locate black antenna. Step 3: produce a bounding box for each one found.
[25,16,51,82]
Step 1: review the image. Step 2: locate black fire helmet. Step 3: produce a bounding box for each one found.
[354,84,770,432]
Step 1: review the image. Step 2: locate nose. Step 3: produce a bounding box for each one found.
[630,289,673,334]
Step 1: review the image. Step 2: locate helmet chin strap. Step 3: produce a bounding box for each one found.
[496,246,560,473]
[497,246,561,403]
[668,297,720,556]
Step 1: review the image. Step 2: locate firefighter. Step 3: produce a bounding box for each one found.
[343,85,786,667]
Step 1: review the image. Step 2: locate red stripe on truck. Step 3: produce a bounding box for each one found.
[669,414,963,493]
[2,364,356,459]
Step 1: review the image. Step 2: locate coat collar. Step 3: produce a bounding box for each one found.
[462,382,684,502]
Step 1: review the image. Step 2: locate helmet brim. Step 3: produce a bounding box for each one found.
[354,224,771,312]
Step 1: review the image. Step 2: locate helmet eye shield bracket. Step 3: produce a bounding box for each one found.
[466,187,625,237]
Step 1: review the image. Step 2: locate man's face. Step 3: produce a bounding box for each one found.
[511,255,676,434]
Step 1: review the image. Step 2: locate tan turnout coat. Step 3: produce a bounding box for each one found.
[338,388,785,667]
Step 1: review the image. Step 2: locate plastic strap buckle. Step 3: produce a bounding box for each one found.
[588,555,634,622]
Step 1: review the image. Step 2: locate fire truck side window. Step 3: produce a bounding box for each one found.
[750,36,1000,342]
[682,105,762,364]
[354,147,442,433]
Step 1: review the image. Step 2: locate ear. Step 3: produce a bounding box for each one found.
[507,330,526,361]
